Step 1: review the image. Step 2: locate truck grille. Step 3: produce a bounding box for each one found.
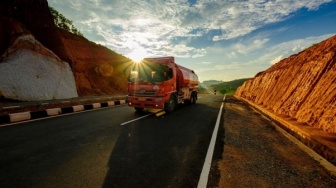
[130,90,157,96]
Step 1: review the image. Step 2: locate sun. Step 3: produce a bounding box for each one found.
[128,48,148,63]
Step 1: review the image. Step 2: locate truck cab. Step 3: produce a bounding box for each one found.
[127,57,198,113]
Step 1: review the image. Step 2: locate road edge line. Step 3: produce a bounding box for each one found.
[197,95,226,188]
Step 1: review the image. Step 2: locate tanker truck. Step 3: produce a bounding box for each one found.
[127,56,198,113]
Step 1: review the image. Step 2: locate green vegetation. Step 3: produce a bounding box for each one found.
[215,78,250,95]
[49,6,83,36]
[199,78,250,95]
[202,80,224,86]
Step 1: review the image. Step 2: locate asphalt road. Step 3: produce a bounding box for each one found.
[0,94,225,188]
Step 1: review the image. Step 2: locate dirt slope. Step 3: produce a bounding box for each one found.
[235,35,336,133]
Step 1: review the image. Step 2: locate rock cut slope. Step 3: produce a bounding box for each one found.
[235,35,336,134]
[0,0,133,101]
[0,34,77,101]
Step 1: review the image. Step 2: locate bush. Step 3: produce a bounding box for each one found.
[49,6,83,36]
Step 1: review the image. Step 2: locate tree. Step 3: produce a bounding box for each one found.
[49,6,83,37]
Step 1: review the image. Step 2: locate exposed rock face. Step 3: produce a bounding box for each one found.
[235,35,336,133]
[0,34,78,101]
[0,0,132,100]
[57,29,132,96]
[0,0,67,61]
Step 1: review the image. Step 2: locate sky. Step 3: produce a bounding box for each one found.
[47,0,336,82]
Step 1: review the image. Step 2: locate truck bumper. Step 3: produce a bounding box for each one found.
[127,96,165,109]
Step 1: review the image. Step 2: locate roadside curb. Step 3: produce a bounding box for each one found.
[0,100,126,125]
[234,96,336,177]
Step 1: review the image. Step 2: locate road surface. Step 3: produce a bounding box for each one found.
[0,94,224,188]
[0,95,335,188]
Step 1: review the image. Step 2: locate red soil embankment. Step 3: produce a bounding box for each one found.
[235,35,336,133]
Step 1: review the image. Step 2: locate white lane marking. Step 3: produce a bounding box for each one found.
[120,113,153,125]
[198,95,226,188]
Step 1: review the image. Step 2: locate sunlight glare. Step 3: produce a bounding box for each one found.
[128,48,148,63]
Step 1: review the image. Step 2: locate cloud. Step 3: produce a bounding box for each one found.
[48,0,332,59]
[194,33,335,81]
[270,55,284,65]
[233,38,270,54]
[195,61,243,73]
[241,33,335,69]
[199,0,333,40]
[268,34,334,56]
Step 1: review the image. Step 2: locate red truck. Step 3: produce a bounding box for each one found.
[127,56,199,113]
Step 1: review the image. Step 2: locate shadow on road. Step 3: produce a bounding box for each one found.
[102,95,225,188]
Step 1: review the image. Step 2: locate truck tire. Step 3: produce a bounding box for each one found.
[192,92,197,104]
[164,95,176,113]
[184,98,191,105]
[190,93,195,105]
[134,107,144,112]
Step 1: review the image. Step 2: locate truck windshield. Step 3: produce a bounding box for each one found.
[128,63,172,83]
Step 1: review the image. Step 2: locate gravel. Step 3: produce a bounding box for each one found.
[217,97,336,188]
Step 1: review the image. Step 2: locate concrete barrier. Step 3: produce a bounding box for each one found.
[107,101,115,106]
[0,99,126,126]
[46,108,61,116]
[9,112,31,122]
[73,105,84,112]
[92,103,101,109]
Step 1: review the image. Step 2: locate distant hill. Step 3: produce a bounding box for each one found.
[199,78,250,95]
[202,80,224,86]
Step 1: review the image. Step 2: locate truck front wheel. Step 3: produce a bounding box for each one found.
[134,107,144,112]
[164,95,176,113]
[192,92,197,104]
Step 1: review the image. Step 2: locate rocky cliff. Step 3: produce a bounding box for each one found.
[0,0,132,100]
[57,29,132,96]
[235,35,336,133]
[0,34,78,101]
